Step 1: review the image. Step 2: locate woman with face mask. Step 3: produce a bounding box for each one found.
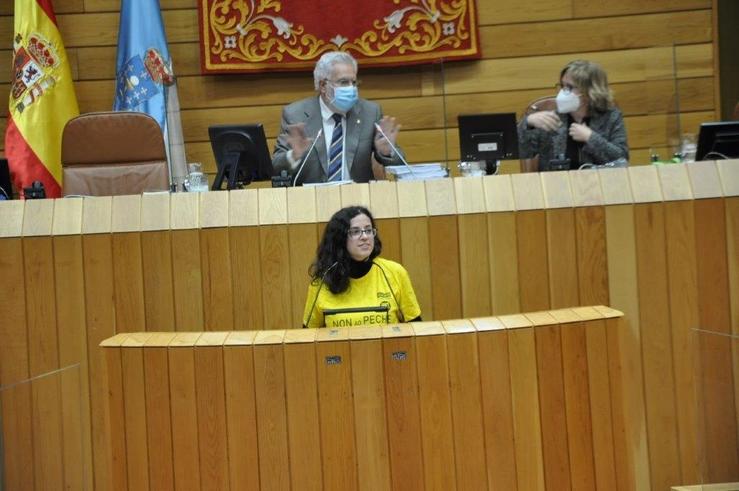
[518,60,629,171]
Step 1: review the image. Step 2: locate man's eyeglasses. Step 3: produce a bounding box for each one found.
[328,78,360,87]
[348,227,377,239]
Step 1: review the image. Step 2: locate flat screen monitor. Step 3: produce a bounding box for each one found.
[0,158,13,200]
[458,112,519,173]
[208,124,273,190]
[695,121,739,161]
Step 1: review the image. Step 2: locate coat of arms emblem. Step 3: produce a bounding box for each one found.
[10,33,60,114]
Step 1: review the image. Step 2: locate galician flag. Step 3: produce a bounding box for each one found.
[5,0,79,198]
[114,0,188,189]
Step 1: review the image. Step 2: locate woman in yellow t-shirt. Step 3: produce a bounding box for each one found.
[303,206,421,328]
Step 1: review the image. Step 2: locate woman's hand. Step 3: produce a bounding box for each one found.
[569,122,593,143]
[527,110,561,132]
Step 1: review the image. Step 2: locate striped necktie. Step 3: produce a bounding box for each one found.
[327,113,343,181]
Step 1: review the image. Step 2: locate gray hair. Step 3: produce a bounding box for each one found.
[313,51,358,91]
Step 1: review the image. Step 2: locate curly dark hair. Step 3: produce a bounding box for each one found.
[309,205,382,294]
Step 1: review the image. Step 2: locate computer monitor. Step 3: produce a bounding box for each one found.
[457,112,519,174]
[695,121,739,161]
[208,124,273,190]
[0,158,13,200]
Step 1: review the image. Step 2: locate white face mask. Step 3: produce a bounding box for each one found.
[556,89,581,114]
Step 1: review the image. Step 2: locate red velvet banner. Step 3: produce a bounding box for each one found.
[199,0,480,73]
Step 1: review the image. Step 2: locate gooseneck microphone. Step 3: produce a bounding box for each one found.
[303,261,339,328]
[293,127,324,186]
[373,122,417,178]
[373,261,404,322]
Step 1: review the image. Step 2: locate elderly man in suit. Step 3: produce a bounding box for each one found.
[272,51,405,184]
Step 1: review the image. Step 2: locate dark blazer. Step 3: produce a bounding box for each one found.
[518,107,629,170]
[272,96,405,184]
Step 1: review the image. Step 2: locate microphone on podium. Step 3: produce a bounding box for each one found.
[292,127,324,186]
[373,122,417,178]
[303,261,340,328]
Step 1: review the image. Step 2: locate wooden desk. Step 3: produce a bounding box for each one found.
[1,161,738,489]
[101,307,622,491]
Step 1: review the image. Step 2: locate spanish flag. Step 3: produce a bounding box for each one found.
[5,0,79,198]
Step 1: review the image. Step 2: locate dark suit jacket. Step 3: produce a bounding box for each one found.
[272,96,405,184]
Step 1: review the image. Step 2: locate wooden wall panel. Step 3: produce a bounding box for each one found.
[604,205,651,490]
[259,225,293,330]
[350,334,391,491]
[428,216,462,320]
[693,199,739,481]
[516,211,550,312]
[663,200,701,484]
[458,213,492,317]
[507,324,546,490]
[560,320,597,491]
[104,343,127,491]
[200,228,235,331]
[399,217,433,320]
[112,233,146,332]
[82,233,116,491]
[633,203,681,490]
[141,231,176,331]
[534,323,572,491]
[53,234,91,491]
[121,345,150,490]
[414,331,456,491]
[445,322,488,490]
[383,335,425,490]
[0,237,34,491]
[252,340,290,491]
[223,341,260,491]
[574,207,609,305]
[168,345,202,491]
[488,212,521,315]
[477,327,518,490]
[287,223,318,329]
[143,345,176,490]
[283,340,323,491]
[0,0,715,169]
[546,209,580,308]
[583,318,618,490]
[171,229,205,331]
[229,227,264,330]
[316,338,358,490]
[194,346,230,490]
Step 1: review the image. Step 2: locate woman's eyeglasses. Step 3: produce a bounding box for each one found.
[348,227,377,239]
[556,82,577,92]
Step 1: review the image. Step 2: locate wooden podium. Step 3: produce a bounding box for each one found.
[101,307,622,490]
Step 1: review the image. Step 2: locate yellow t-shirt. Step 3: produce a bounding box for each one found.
[303,257,421,328]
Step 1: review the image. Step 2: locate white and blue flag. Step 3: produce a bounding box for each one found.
[114,0,187,188]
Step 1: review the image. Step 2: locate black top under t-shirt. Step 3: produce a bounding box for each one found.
[348,258,373,279]
[565,114,591,169]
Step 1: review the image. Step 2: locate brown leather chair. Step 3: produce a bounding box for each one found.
[61,111,170,196]
[520,96,557,173]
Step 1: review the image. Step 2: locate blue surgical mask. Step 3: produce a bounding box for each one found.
[330,85,358,113]
[556,89,580,114]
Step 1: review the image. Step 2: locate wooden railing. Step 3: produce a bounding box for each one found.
[1,161,738,489]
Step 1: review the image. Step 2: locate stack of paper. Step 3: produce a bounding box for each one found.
[385,163,448,181]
